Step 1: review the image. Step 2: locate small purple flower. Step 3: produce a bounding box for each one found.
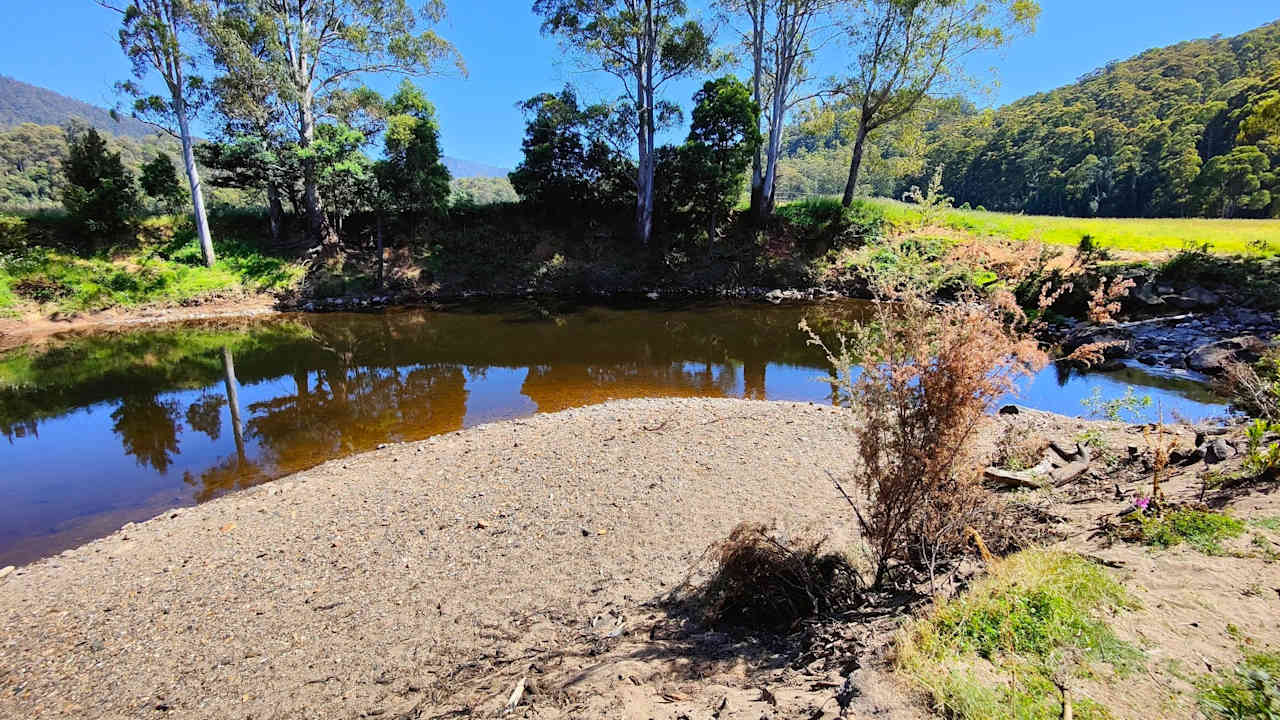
[1133,495,1151,511]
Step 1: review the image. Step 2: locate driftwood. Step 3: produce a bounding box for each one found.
[985,442,1092,489]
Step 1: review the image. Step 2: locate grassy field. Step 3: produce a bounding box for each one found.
[871,199,1280,255]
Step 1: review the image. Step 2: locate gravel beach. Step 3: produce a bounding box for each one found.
[0,398,870,719]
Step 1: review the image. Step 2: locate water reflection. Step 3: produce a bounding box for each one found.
[0,300,1228,565]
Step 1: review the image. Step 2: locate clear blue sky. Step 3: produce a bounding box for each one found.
[2,1,1276,171]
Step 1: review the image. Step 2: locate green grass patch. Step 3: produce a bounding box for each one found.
[1198,649,1280,719]
[898,550,1139,720]
[1139,509,1246,555]
[870,198,1280,256]
[1251,517,1280,532]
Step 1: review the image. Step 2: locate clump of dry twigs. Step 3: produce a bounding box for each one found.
[692,522,862,631]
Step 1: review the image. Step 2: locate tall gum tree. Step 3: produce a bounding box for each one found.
[719,0,836,220]
[102,0,218,267]
[534,0,712,249]
[833,0,1039,207]
[208,0,462,249]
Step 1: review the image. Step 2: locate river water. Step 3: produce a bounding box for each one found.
[0,299,1227,565]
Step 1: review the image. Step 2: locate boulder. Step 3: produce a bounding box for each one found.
[1184,335,1267,374]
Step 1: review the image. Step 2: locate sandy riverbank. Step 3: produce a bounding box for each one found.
[4,397,1279,720]
[0,398,881,719]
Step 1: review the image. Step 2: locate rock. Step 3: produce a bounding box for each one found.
[0,565,13,580]
[1133,282,1164,306]
[1184,335,1267,374]
[1206,439,1237,464]
[1061,327,1131,360]
[1184,286,1221,307]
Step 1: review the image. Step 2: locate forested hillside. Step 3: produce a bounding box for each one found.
[0,76,157,139]
[914,19,1280,218]
[780,20,1280,219]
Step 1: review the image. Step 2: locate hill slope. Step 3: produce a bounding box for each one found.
[913,20,1280,219]
[443,157,510,179]
[0,76,158,140]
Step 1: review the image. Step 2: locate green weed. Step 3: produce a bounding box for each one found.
[1198,649,1280,719]
[898,550,1138,720]
[1140,509,1246,555]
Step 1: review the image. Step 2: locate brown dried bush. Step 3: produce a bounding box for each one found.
[694,523,862,631]
[802,278,1048,587]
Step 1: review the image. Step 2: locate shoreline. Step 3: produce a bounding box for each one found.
[1,398,1276,720]
[0,398,864,718]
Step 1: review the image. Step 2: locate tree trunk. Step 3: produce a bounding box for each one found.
[175,95,215,267]
[265,181,284,246]
[299,100,333,250]
[747,2,766,223]
[376,212,385,290]
[841,125,870,207]
[635,78,655,249]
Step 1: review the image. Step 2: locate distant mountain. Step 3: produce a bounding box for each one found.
[0,75,159,140]
[444,156,510,179]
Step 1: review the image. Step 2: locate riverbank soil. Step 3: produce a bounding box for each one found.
[1,399,1278,719]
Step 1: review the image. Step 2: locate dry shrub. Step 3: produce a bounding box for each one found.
[695,523,862,631]
[991,424,1049,471]
[802,278,1048,587]
[1220,356,1280,422]
[1086,275,1136,324]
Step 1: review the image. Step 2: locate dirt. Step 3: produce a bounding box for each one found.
[0,295,279,351]
[0,398,1277,719]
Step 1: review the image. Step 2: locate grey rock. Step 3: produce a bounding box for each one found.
[1206,439,1237,464]
[1184,335,1267,374]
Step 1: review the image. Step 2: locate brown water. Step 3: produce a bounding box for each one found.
[0,299,1227,565]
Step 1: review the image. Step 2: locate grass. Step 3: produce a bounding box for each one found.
[1251,517,1280,532]
[1198,649,1280,719]
[0,216,303,314]
[898,550,1139,720]
[869,198,1280,256]
[1139,509,1247,555]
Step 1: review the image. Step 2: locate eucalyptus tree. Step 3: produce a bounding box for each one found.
[206,0,462,249]
[101,0,217,266]
[534,0,712,248]
[719,0,836,220]
[832,0,1039,206]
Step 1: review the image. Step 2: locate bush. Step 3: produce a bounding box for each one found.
[801,277,1047,586]
[776,196,885,251]
[689,522,862,631]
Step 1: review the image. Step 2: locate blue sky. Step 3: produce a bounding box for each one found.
[2,1,1277,170]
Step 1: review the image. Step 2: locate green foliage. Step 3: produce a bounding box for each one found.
[1139,509,1246,555]
[449,176,518,207]
[671,76,761,237]
[139,153,186,212]
[376,80,451,218]
[509,86,632,212]
[1081,386,1153,423]
[900,550,1137,720]
[906,20,1280,218]
[1243,419,1280,476]
[60,126,140,243]
[775,197,887,251]
[1199,650,1280,719]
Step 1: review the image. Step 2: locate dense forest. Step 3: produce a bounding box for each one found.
[823,20,1280,219]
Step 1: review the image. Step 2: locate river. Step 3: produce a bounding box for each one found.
[0,299,1227,565]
